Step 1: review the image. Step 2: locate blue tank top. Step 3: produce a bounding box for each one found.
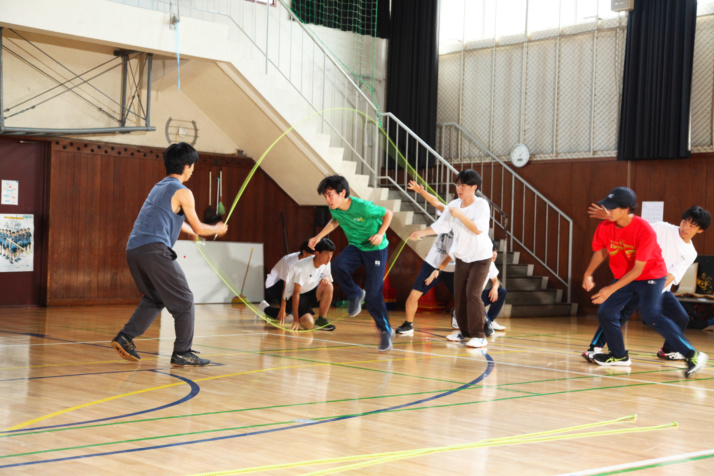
[127,177,187,250]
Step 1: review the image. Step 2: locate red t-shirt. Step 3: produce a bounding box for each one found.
[592,215,667,280]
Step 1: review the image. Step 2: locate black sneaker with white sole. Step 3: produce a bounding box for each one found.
[112,332,140,361]
[171,349,210,367]
[395,321,414,335]
[593,351,631,366]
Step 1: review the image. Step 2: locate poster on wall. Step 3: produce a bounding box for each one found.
[2,180,19,205]
[0,214,34,272]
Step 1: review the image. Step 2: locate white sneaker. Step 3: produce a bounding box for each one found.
[446,331,465,342]
[466,337,488,348]
[255,300,269,319]
[491,321,506,331]
[451,310,459,329]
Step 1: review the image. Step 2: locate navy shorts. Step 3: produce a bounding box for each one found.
[412,261,454,295]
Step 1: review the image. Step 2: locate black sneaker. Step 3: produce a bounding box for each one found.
[395,321,414,335]
[593,351,631,367]
[348,289,367,317]
[112,332,140,361]
[171,349,210,367]
[378,329,393,352]
[484,319,494,337]
[314,316,336,331]
[684,351,708,378]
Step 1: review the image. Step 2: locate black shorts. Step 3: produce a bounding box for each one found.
[286,287,320,317]
[412,261,454,295]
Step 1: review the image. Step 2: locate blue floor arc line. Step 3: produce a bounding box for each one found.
[4,370,200,435]
[0,356,495,468]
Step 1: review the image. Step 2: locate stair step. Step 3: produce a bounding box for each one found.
[495,251,520,265]
[509,303,578,317]
[505,289,563,305]
[499,263,533,277]
[502,276,547,291]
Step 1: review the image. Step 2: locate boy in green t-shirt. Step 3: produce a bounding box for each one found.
[309,175,394,351]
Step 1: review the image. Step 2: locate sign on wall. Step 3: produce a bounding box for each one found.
[0,214,34,272]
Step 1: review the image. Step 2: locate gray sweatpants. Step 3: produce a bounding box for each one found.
[121,242,195,353]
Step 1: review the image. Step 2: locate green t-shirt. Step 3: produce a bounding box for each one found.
[330,197,389,251]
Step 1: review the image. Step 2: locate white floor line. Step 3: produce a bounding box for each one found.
[557,448,714,475]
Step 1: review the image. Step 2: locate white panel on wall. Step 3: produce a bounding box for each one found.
[492,44,524,156]
[461,48,494,159]
[437,53,462,125]
[557,33,594,154]
[692,15,714,150]
[592,29,624,153]
[524,39,557,155]
[174,241,264,304]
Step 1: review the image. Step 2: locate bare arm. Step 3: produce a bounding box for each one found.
[591,260,647,304]
[409,227,437,241]
[175,189,228,237]
[449,206,483,235]
[368,209,393,246]
[582,248,608,291]
[407,180,445,212]
[309,219,340,249]
[425,254,452,286]
[291,283,302,330]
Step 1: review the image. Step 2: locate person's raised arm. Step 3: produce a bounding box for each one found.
[407,180,445,213]
[176,189,228,237]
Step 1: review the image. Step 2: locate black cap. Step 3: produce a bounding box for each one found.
[597,187,637,210]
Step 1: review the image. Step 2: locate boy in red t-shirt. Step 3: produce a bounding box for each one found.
[582,187,707,378]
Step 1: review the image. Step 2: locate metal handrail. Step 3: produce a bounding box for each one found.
[109,0,514,276]
[438,122,573,301]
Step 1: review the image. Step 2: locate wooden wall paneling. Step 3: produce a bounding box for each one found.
[702,153,714,256]
[97,152,112,299]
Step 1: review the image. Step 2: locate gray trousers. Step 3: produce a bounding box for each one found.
[122,243,195,353]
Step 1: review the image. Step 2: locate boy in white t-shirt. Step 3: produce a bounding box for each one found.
[429,170,493,348]
[583,205,711,361]
[264,241,314,304]
[394,181,455,336]
[261,238,335,331]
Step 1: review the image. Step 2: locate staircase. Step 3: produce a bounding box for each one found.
[497,249,578,318]
[2,0,579,316]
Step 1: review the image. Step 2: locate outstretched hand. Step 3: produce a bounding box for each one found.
[588,203,609,220]
[407,180,426,195]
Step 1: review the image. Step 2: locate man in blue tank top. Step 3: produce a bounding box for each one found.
[111,142,228,366]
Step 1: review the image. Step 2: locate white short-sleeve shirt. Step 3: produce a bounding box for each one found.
[265,251,300,288]
[430,197,493,263]
[651,221,697,292]
[283,256,333,300]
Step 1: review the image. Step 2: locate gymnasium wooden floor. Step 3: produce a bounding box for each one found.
[1,304,713,475]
